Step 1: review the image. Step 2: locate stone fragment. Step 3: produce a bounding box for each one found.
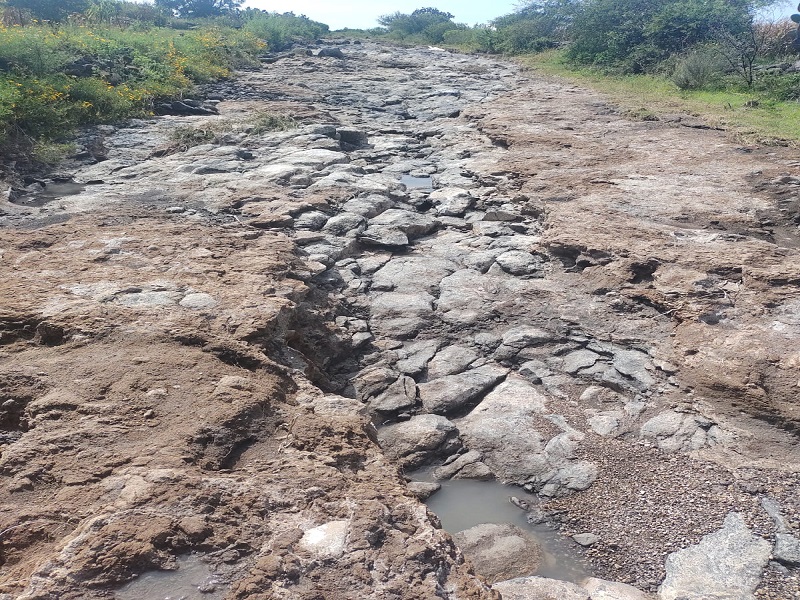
[433,449,483,480]
[453,523,541,584]
[493,576,589,600]
[427,345,479,378]
[583,578,652,600]
[359,227,409,248]
[659,512,770,600]
[322,213,366,236]
[367,209,438,238]
[407,481,440,500]
[572,532,600,547]
[774,533,800,566]
[369,376,417,414]
[418,364,508,416]
[495,250,543,276]
[377,414,458,468]
[562,349,601,375]
[179,293,217,310]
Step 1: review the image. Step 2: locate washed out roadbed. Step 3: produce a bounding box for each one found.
[0,41,799,599]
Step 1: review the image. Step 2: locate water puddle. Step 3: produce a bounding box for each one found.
[417,475,590,583]
[115,554,225,600]
[400,174,433,190]
[11,182,87,207]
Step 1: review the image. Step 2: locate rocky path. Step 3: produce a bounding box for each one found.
[1,41,799,599]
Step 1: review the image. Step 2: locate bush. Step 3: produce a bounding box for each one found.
[754,72,800,101]
[671,46,727,90]
[242,11,329,51]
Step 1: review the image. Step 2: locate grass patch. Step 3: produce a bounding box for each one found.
[521,50,800,146]
[158,110,295,155]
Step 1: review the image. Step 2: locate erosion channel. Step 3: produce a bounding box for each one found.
[1,41,799,600]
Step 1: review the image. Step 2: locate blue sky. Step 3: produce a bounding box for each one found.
[240,1,799,31]
[241,0,522,30]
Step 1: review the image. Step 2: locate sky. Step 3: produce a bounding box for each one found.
[241,0,523,30]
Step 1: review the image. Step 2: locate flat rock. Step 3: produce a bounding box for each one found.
[407,481,441,500]
[492,576,589,600]
[453,523,541,584]
[658,512,771,600]
[427,345,480,378]
[367,208,438,238]
[774,533,800,566]
[583,578,652,600]
[369,375,417,414]
[418,364,508,416]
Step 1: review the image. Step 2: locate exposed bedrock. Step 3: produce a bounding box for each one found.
[0,39,799,599]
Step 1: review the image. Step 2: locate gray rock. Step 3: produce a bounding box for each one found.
[341,194,393,218]
[433,449,483,480]
[774,533,800,566]
[492,576,589,600]
[369,376,417,414]
[562,349,601,375]
[394,339,440,375]
[495,250,543,276]
[502,326,554,349]
[573,533,600,547]
[659,512,771,600]
[371,256,457,294]
[359,227,409,248]
[418,364,508,416]
[179,292,217,310]
[639,410,722,452]
[322,212,366,236]
[427,345,480,379]
[370,291,435,338]
[587,412,624,437]
[407,481,440,500]
[612,349,656,389]
[377,414,458,468]
[294,210,329,230]
[583,578,652,600]
[368,208,438,238]
[518,359,552,383]
[429,187,475,217]
[457,376,596,493]
[453,523,541,584]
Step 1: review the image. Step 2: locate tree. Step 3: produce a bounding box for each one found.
[6,0,89,22]
[154,0,241,19]
[378,6,456,42]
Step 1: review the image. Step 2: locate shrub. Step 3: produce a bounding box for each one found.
[671,46,727,90]
[243,11,329,51]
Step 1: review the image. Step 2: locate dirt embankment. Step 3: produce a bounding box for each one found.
[1,41,799,599]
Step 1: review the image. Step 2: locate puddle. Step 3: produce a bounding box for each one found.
[115,554,226,600]
[11,182,87,207]
[400,174,433,190]
[417,474,590,583]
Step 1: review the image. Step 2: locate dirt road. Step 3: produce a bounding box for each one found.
[1,41,798,599]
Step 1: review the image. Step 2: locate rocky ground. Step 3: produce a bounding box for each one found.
[1,40,799,599]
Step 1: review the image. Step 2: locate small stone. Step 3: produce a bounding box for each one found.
[143,409,156,419]
[407,481,441,500]
[572,532,600,547]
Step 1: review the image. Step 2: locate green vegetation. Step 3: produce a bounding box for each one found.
[0,0,329,167]
[359,2,800,144]
[526,50,800,144]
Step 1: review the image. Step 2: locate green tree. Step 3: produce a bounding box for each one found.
[378,7,456,42]
[155,0,241,19]
[566,0,756,72]
[6,0,89,21]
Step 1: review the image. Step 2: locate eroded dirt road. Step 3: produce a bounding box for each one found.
[1,41,799,599]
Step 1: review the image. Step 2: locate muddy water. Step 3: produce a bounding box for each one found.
[115,555,225,600]
[417,474,591,583]
[11,182,87,207]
